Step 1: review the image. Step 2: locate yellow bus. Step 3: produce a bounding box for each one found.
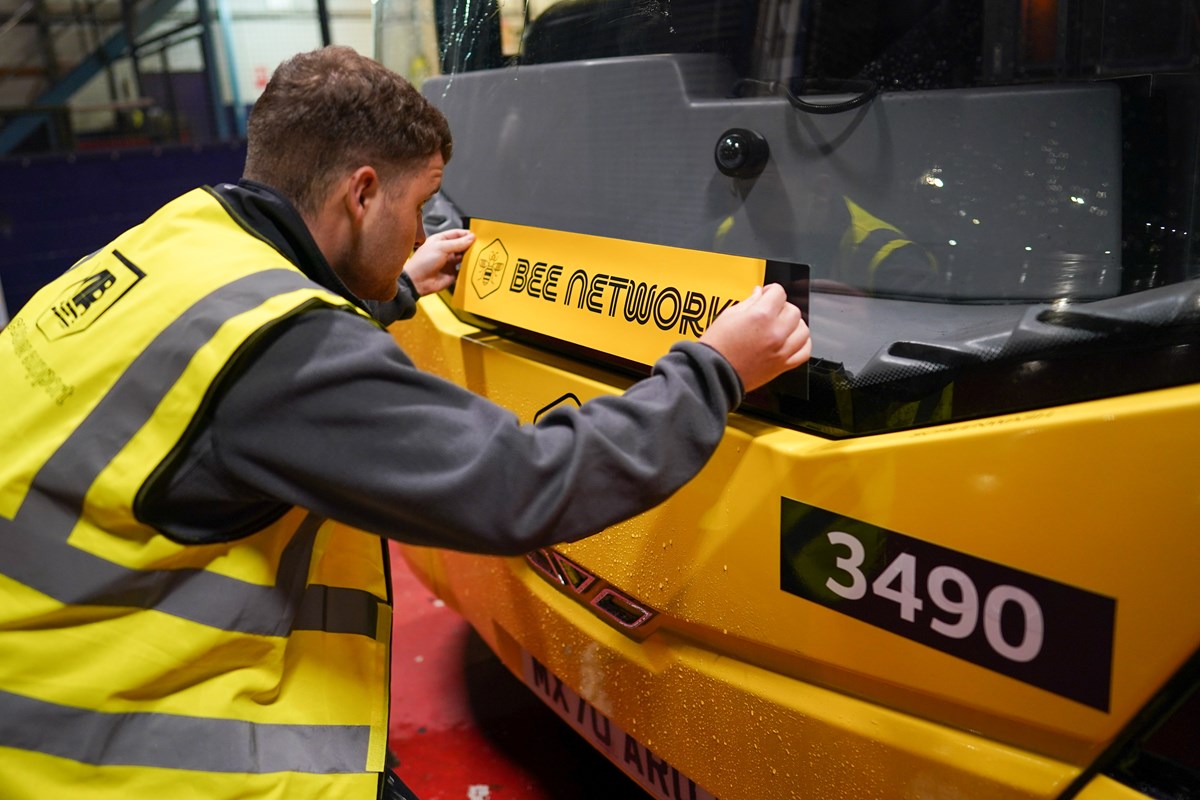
[374,1,1200,797]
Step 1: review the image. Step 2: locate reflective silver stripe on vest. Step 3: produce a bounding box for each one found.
[294,583,382,636]
[0,270,381,639]
[0,690,370,774]
[0,506,351,637]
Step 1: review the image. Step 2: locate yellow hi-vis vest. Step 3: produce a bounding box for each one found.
[0,188,393,799]
[839,197,938,292]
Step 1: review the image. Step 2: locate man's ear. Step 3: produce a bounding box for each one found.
[343,166,382,224]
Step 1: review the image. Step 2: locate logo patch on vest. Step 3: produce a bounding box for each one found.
[37,250,145,340]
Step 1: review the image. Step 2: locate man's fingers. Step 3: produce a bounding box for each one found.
[748,284,787,309]
[783,324,813,367]
[763,293,801,340]
[788,339,813,368]
[439,230,476,252]
[432,227,472,239]
[749,287,808,372]
[738,284,764,306]
[427,229,475,250]
[698,281,812,392]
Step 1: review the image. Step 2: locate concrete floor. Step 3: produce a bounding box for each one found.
[387,543,644,800]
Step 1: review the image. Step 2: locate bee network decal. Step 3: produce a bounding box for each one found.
[454,219,807,372]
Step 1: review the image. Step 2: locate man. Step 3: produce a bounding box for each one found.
[0,47,810,799]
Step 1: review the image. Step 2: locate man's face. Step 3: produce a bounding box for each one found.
[345,152,445,301]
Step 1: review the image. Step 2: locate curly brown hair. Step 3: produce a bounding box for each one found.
[243,46,453,217]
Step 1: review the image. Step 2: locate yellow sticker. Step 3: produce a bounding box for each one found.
[36,251,145,341]
[452,219,766,366]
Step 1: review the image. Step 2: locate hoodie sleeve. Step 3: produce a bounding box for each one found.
[146,308,742,554]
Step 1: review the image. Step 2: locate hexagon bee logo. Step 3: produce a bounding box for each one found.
[471,238,509,299]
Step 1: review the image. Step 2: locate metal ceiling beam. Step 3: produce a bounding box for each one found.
[0,0,183,156]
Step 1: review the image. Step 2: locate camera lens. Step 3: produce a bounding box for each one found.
[717,135,748,169]
[714,128,769,179]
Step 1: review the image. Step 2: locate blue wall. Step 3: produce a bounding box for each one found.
[0,141,248,317]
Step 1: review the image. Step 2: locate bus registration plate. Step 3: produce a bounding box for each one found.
[520,650,718,800]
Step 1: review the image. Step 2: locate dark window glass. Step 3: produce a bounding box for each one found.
[379,0,1200,437]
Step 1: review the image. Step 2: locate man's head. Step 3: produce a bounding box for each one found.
[244,47,453,301]
[244,46,451,218]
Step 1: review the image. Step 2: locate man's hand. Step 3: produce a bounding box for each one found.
[699,284,811,392]
[403,229,476,296]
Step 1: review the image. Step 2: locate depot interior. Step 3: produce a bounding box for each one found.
[1,0,1198,796]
